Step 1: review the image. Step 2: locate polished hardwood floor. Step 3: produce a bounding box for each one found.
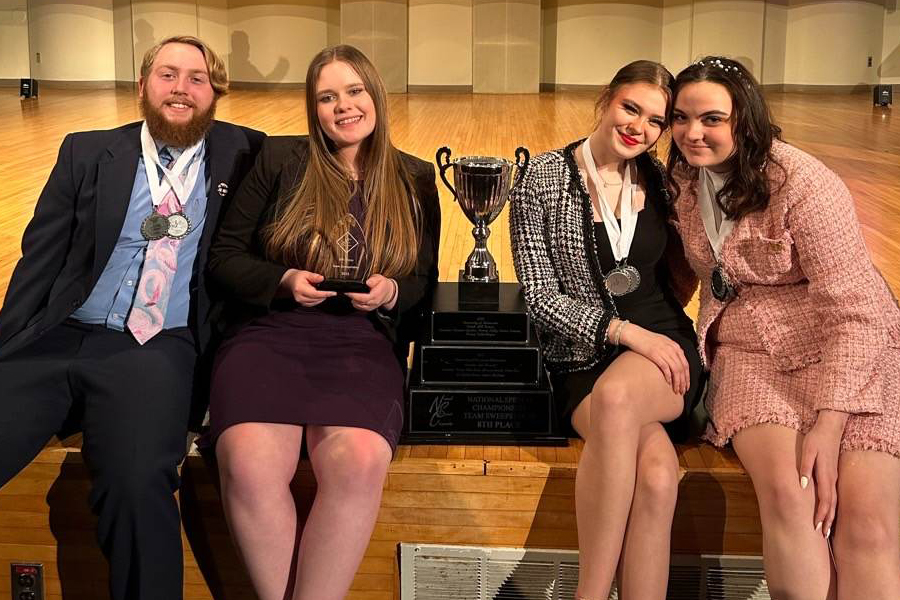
[1,87,898,308]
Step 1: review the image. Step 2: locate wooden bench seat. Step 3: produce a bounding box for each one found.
[0,436,758,600]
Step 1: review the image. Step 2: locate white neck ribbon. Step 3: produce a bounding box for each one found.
[140,121,204,209]
[581,138,637,264]
[697,167,735,259]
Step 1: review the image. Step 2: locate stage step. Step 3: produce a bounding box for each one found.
[0,437,757,600]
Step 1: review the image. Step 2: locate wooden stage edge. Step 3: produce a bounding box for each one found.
[0,437,756,600]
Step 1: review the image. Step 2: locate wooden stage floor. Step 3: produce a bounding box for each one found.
[1,87,899,306]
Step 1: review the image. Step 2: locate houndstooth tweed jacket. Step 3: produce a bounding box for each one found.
[671,140,900,414]
[509,140,697,374]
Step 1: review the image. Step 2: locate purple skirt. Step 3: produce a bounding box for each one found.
[209,306,404,450]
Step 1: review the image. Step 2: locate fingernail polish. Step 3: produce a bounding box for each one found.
[800,476,809,489]
[815,521,822,532]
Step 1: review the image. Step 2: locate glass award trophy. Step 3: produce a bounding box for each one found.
[317,212,370,293]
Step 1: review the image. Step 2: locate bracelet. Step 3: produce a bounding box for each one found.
[612,319,630,346]
[386,278,399,307]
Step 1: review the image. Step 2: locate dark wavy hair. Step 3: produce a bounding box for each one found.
[666,56,784,220]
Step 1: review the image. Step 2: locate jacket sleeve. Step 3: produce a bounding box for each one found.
[509,158,613,351]
[0,134,78,342]
[207,139,291,308]
[787,159,886,414]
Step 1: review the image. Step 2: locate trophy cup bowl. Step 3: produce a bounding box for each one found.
[436,146,529,285]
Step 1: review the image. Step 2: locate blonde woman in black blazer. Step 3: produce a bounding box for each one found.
[206,45,439,600]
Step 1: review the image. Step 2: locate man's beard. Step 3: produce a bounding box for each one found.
[141,94,216,148]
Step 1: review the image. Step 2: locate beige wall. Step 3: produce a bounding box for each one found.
[543,0,663,86]
[28,0,116,81]
[880,0,900,84]
[761,0,788,85]
[228,0,337,84]
[784,0,884,85]
[113,0,134,81]
[474,0,540,92]
[342,0,409,92]
[0,0,30,79]
[661,0,691,74]
[691,0,764,78]
[9,0,897,88]
[408,0,472,86]
[131,1,200,78]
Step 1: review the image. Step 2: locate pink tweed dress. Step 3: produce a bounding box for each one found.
[672,141,900,457]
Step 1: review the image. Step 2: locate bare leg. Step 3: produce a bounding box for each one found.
[615,423,680,599]
[292,425,392,600]
[571,351,683,599]
[732,424,835,600]
[216,422,304,600]
[832,450,900,600]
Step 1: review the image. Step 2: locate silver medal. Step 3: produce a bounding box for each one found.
[604,264,641,296]
[711,264,736,301]
[166,212,191,239]
[140,212,170,241]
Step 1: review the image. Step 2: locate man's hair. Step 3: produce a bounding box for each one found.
[140,35,229,97]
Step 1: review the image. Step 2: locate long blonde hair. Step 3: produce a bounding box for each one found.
[264,45,420,278]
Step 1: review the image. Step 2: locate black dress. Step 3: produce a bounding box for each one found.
[551,184,704,442]
[209,186,404,450]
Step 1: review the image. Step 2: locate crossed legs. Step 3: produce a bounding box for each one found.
[217,422,392,600]
[570,350,684,600]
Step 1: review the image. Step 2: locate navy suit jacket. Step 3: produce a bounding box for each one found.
[0,120,266,361]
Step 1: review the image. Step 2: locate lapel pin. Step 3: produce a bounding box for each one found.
[217,182,229,197]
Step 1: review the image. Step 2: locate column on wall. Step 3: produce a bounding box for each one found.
[473,0,540,93]
[341,0,408,92]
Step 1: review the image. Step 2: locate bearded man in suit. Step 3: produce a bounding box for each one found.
[0,35,265,600]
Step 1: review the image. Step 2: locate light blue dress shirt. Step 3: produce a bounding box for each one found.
[72,142,208,331]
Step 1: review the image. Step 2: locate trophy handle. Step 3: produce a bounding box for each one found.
[513,146,530,189]
[435,146,458,202]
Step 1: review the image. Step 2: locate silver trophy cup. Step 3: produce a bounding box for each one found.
[436,146,529,282]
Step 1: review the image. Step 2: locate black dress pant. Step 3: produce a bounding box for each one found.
[0,321,196,600]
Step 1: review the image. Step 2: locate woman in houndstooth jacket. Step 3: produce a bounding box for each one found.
[510,61,705,600]
[668,56,900,599]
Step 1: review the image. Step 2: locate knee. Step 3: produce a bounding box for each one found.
[589,379,634,426]
[752,475,809,526]
[634,454,680,514]
[314,432,391,496]
[90,455,180,515]
[833,504,899,559]
[216,439,293,505]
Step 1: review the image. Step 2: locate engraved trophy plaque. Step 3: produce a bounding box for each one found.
[436,147,529,306]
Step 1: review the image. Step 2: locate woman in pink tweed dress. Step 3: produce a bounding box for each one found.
[667,56,900,599]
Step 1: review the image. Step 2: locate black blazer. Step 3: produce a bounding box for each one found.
[0,120,266,361]
[207,136,440,356]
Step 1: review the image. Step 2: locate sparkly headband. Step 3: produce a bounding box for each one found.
[696,58,742,74]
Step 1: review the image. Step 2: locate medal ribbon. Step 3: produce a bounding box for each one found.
[697,167,735,260]
[581,138,637,264]
[140,121,203,209]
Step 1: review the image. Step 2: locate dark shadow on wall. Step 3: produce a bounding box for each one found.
[133,19,155,74]
[229,30,289,83]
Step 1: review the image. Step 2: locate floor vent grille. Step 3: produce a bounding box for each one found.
[400,544,769,600]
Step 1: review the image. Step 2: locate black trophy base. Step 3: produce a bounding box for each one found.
[403,386,566,446]
[431,282,529,344]
[317,279,370,293]
[458,271,500,308]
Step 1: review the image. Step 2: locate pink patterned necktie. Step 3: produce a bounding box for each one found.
[127,148,186,345]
